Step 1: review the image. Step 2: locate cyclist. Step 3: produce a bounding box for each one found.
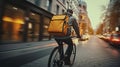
[54,9,81,65]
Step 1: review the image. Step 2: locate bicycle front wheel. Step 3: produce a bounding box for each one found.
[70,44,76,66]
[48,47,62,67]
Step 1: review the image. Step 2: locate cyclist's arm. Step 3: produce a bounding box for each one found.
[72,18,81,38]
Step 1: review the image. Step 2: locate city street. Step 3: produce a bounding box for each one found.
[0,35,120,67]
[0,0,120,67]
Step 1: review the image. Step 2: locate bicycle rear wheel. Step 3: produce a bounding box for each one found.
[48,47,63,67]
[70,44,76,66]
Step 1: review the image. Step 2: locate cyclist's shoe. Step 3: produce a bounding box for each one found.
[64,57,71,65]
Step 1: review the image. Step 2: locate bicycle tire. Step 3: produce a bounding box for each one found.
[70,44,76,66]
[48,44,76,67]
[48,47,60,67]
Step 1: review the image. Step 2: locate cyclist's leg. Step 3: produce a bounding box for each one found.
[55,39,64,60]
[63,38,73,64]
[64,38,73,58]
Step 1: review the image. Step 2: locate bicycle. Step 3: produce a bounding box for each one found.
[48,37,77,67]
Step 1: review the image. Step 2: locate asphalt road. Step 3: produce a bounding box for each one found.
[0,35,120,67]
[73,36,120,67]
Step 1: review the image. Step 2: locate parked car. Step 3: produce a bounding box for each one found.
[110,33,120,47]
[97,35,106,39]
[102,34,111,42]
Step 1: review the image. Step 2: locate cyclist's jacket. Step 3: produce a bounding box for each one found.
[54,15,80,39]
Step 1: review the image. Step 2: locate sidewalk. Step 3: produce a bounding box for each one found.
[0,39,56,52]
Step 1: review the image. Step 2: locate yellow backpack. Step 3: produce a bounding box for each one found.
[48,14,69,36]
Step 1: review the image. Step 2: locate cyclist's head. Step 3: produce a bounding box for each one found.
[66,9,73,16]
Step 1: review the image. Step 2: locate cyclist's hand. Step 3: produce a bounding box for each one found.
[78,38,82,41]
[77,35,81,38]
[77,36,82,41]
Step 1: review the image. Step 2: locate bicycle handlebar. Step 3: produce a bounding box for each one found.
[71,36,80,38]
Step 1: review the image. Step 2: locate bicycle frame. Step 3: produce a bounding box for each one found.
[48,42,76,67]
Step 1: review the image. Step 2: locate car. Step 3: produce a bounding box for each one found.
[80,34,89,41]
[97,35,105,39]
[109,33,120,47]
[102,34,111,42]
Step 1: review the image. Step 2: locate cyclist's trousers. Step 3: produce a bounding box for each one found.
[55,38,73,60]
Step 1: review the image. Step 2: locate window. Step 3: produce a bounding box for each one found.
[43,17,51,39]
[63,0,65,4]
[2,5,24,42]
[46,0,52,11]
[35,0,41,6]
[62,9,65,14]
[27,0,41,6]
[66,2,69,9]
[28,12,40,41]
[56,5,59,14]
[83,5,86,10]
[61,0,65,4]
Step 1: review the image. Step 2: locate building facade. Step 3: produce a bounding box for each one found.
[78,0,92,35]
[0,0,79,44]
[0,0,53,44]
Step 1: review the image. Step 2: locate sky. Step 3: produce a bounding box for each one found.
[84,0,109,30]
